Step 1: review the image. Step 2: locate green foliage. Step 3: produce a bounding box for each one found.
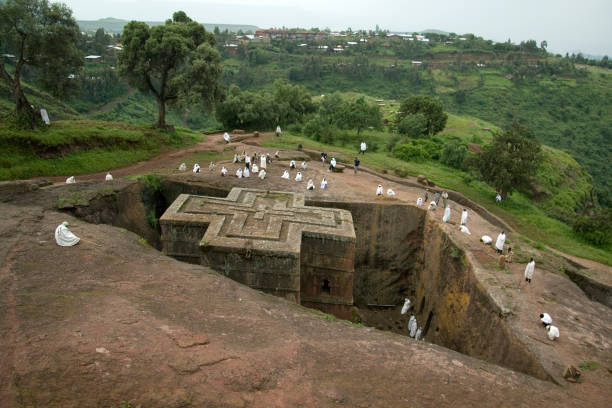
[393,143,430,162]
[336,96,382,136]
[0,0,83,126]
[440,139,469,169]
[0,120,199,180]
[216,81,313,129]
[138,174,162,192]
[118,12,223,128]
[398,95,448,135]
[578,361,600,371]
[397,113,427,138]
[573,209,612,247]
[474,122,542,197]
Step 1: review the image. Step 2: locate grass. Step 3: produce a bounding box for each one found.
[0,120,202,180]
[262,131,612,265]
[578,361,600,371]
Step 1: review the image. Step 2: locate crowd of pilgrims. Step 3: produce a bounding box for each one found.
[59,131,559,343]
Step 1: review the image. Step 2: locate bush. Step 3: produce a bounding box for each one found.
[393,143,430,162]
[573,209,612,247]
[413,139,441,160]
[397,113,427,138]
[441,139,469,169]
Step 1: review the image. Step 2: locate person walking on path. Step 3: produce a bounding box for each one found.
[354,157,360,174]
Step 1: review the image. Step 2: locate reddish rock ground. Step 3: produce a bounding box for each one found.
[1,132,610,407]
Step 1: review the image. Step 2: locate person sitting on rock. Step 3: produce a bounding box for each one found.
[223,132,230,143]
[328,157,337,172]
[290,160,296,169]
[258,169,266,180]
[178,163,187,171]
[307,179,315,190]
[55,221,80,247]
[416,197,423,206]
[480,235,492,244]
[236,168,243,178]
[320,178,328,189]
[460,225,471,235]
[252,163,259,173]
[66,176,76,184]
[546,324,560,341]
[443,205,451,223]
[105,172,113,181]
[220,166,228,176]
[281,170,290,179]
[376,184,383,196]
[301,161,307,170]
[428,201,437,211]
[193,163,200,173]
[295,171,303,182]
[243,167,250,178]
[540,313,552,327]
[387,188,396,196]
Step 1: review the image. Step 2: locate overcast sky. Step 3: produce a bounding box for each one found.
[62,0,612,56]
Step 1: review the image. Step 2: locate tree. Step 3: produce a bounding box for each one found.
[474,122,542,198]
[118,11,223,129]
[0,0,82,127]
[337,96,382,136]
[397,113,427,138]
[397,95,448,136]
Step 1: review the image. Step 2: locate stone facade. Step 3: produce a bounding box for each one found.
[160,188,356,318]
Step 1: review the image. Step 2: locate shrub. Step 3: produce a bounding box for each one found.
[573,209,612,247]
[393,143,430,162]
[441,139,469,169]
[397,113,427,138]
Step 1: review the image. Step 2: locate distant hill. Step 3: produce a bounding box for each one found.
[77,17,258,34]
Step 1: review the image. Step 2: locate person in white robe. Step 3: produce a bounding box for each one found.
[461,209,468,226]
[295,171,303,182]
[252,163,259,173]
[546,325,560,341]
[290,160,296,169]
[193,163,200,173]
[495,231,506,254]
[220,166,228,176]
[524,257,536,283]
[105,172,113,181]
[208,162,216,171]
[387,189,396,196]
[236,168,243,178]
[258,169,266,180]
[408,315,417,337]
[66,176,75,184]
[416,197,423,206]
[243,167,250,178]
[281,170,290,179]
[428,201,437,211]
[328,157,337,172]
[178,163,187,171]
[260,154,267,170]
[301,161,307,170]
[276,125,282,136]
[223,132,230,143]
[401,298,411,315]
[540,313,552,327]
[245,155,251,169]
[443,205,451,222]
[275,151,280,159]
[441,191,449,208]
[460,225,471,235]
[376,184,383,196]
[320,178,328,189]
[496,193,502,203]
[480,235,492,244]
[55,221,80,246]
[307,179,315,190]
[415,328,422,341]
[233,154,238,163]
[360,141,367,154]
